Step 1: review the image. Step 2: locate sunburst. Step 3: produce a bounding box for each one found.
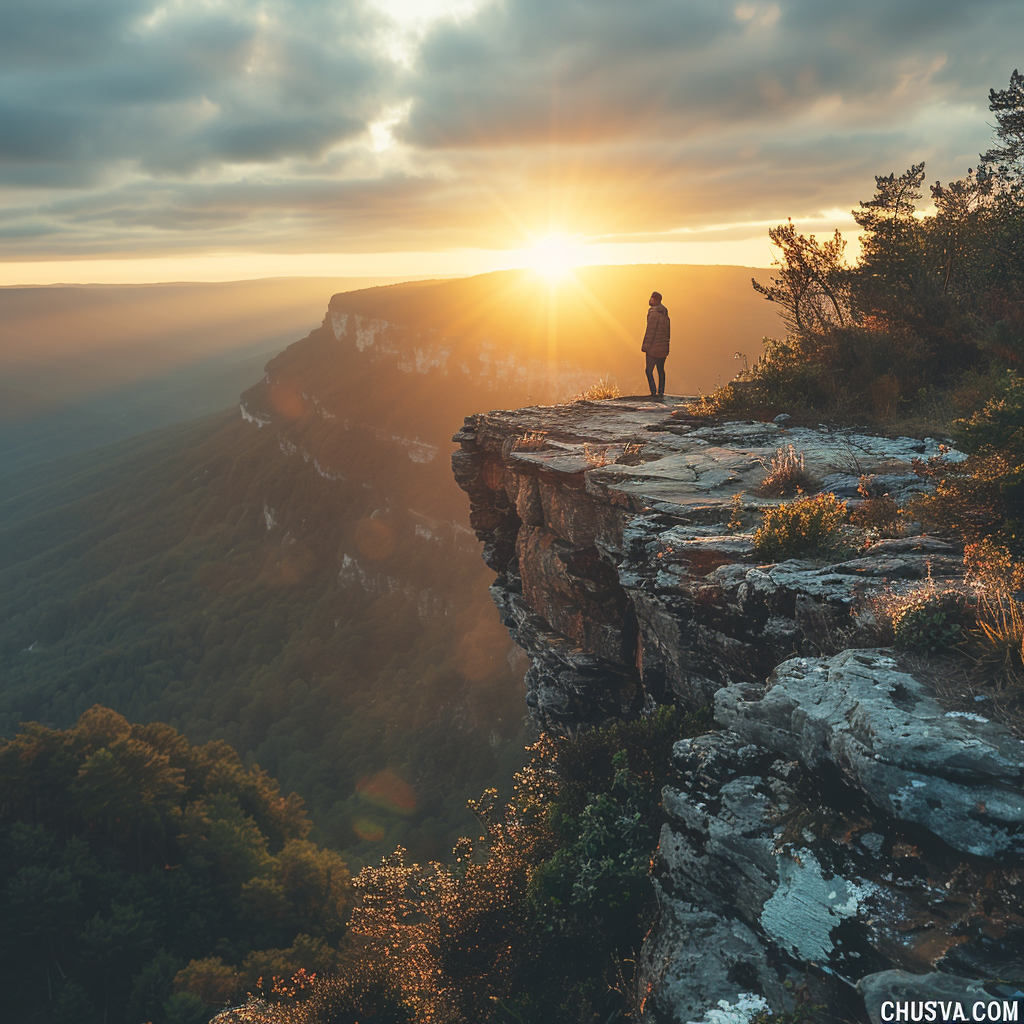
[523,234,578,280]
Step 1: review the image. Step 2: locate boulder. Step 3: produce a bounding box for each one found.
[717,650,1024,860]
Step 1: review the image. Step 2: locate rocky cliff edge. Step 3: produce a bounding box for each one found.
[452,396,1024,1023]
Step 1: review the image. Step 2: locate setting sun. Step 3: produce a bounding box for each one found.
[523,235,579,280]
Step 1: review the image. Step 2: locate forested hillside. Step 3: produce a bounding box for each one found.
[0,707,349,1024]
[0,409,522,859]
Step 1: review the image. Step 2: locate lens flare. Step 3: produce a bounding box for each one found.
[356,768,417,815]
[269,382,306,419]
[352,816,386,842]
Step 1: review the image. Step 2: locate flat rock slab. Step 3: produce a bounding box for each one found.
[461,400,963,522]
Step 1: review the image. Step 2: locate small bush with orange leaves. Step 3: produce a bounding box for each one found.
[965,537,1024,594]
[849,476,906,538]
[850,493,904,537]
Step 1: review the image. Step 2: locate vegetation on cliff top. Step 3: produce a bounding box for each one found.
[698,70,1024,435]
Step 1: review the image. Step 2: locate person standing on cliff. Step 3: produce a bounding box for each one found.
[641,291,670,398]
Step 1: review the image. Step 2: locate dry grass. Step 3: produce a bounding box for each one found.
[581,443,610,467]
[572,377,620,402]
[512,431,549,452]
[972,592,1024,683]
[960,539,1024,685]
[868,572,1024,735]
[756,444,819,497]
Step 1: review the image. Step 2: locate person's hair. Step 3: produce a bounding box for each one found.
[650,291,662,302]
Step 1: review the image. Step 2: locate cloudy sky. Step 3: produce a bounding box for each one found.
[0,0,1019,282]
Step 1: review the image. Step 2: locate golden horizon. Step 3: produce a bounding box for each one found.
[0,235,836,287]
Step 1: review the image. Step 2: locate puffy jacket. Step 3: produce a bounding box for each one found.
[642,303,670,358]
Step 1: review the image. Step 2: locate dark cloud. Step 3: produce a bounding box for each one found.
[401,0,1022,148]
[0,0,1020,258]
[0,0,394,180]
[0,0,143,67]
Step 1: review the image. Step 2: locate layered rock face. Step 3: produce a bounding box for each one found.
[452,397,1024,1023]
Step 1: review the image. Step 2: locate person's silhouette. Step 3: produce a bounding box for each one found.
[641,290,670,398]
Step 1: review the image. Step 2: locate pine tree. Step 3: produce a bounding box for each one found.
[982,68,1024,182]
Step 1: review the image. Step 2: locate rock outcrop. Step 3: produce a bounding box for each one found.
[452,397,1024,1023]
[453,398,959,728]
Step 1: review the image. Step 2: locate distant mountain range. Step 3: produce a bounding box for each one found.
[0,266,779,856]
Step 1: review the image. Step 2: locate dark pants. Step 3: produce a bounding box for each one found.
[645,355,666,395]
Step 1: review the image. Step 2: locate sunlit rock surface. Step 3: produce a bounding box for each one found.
[452,397,1024,1023]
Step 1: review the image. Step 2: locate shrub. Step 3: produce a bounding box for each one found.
[572,377,620,402]
[753,493,849,561]
[726,492,745,533]
[907,448,1022,543]
[964,537,1024,594]
[528,749,652,953]
[291,966,413,1024]
[333,707,708,1024]
[954,370,1024,458]
[892,589,970,654]
[687,337,833,419]
[757,444,817,497]
[849,479,904,538]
